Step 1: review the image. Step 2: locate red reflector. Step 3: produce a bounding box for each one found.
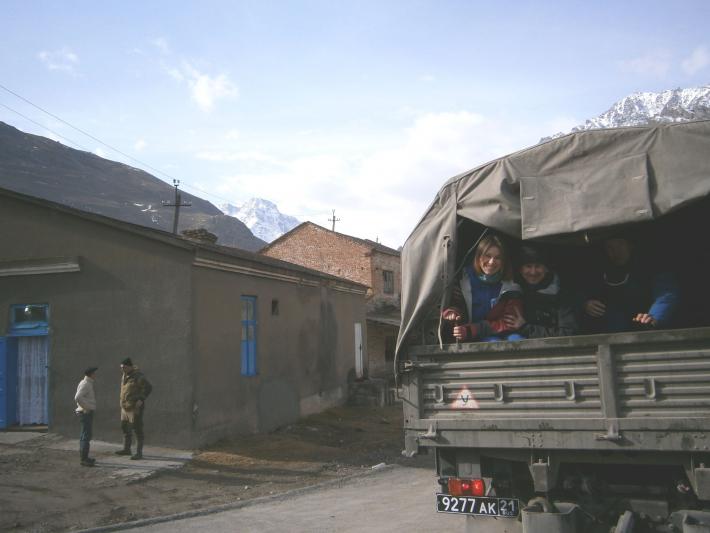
[447,477,485,496]
[447,478,464,496]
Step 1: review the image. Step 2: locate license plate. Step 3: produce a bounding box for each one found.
[436,493,519,517]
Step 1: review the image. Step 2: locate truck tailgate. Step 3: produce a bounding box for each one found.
[402,327,710,453]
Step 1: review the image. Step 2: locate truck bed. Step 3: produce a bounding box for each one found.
[401,327,710,454]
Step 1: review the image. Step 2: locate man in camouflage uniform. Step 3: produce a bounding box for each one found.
[114,357,152,460]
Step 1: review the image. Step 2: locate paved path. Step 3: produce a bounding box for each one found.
[0,430,192,481]
[122,465,466,533]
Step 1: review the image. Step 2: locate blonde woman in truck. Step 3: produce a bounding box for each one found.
[441,233,524,342]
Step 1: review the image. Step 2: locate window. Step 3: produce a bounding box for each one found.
[9,304,49,336]
[241,296,257,376]
[383,270,394,294]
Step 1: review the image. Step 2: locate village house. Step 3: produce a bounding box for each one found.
[0,187,367,448]
[260,222,401,379]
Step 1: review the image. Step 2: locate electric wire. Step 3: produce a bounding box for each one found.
[0,83,334,222]
[0,82,171,179]
[0,102,90,152]
[0,83,237,206]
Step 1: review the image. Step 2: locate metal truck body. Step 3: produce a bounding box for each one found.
[401,327,710,531]
[396,121,710,532]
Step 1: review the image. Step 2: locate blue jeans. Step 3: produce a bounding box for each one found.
[79,411,93,459]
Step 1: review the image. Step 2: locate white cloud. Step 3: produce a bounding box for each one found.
[225,129,241,140]
[682,46,710,75]
[419,74,435,82]
[196,150,273,163]
[134,139,147,151]
[210,111,538,247]
[166,62,238,112]
[152,37,170,55]
[94,147,108,158]
[619,51,671,77]
[188,70,238,112]
[164,65,185,82]
[37,47,79,73]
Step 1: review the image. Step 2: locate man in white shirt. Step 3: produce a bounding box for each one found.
[74,367,98,467]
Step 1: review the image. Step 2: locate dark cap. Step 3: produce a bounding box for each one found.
[120,357,133,366]
[518,245,550,267]
[84,367,98,376]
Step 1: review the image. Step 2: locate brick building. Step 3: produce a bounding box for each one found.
[261,222,401,378]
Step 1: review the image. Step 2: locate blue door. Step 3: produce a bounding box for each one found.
[0,337,7,428]
[0,337,19,429]
[8,304,49,426]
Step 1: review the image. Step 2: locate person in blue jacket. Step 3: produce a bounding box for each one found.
[582,234,679,333]
[442,234,524,342]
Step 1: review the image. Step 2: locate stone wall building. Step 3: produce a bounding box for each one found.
[261,222,401,379]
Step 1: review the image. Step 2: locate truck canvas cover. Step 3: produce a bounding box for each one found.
[398,120,710,356]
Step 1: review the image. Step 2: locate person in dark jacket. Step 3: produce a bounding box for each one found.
[503,245,578,338]
[442,233,524,342]
[582,235,679,333]
[114,358,152,460]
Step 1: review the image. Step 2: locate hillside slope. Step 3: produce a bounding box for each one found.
[0,121,265,251]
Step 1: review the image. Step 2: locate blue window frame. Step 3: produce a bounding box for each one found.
[241,296,257,376]
[9,304,49,336]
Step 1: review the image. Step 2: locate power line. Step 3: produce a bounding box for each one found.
[0,102,90,152]
[0,82,169,178]
[0,82,240,207]
[0,82,321,219]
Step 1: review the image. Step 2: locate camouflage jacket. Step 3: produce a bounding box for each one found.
[120,368,152,411]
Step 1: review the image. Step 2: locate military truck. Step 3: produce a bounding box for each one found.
[396,120,710,532]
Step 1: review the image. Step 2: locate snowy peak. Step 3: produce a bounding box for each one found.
[220,198,299,242]
[581,86,710,130]
[544,85,710,141]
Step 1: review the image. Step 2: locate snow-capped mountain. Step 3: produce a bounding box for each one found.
[220,198,300,243]
[544,85,710,141]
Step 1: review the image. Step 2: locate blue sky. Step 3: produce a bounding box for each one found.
[2,1,709,247]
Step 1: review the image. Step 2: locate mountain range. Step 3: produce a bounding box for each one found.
[0,121,265,251]
[543,85,710,141]
[1,84,707,250]
[220,198,300,243]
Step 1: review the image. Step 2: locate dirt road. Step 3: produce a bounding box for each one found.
[121,465,464,533]
[0,405,432,532]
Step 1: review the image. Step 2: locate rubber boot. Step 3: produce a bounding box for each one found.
[85,442,96,465]
[130,438,143,460]
[115,434,132,456]
[80,442,95,467]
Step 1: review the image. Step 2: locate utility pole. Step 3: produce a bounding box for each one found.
[328,209,340,232]
[162,179,192,234]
